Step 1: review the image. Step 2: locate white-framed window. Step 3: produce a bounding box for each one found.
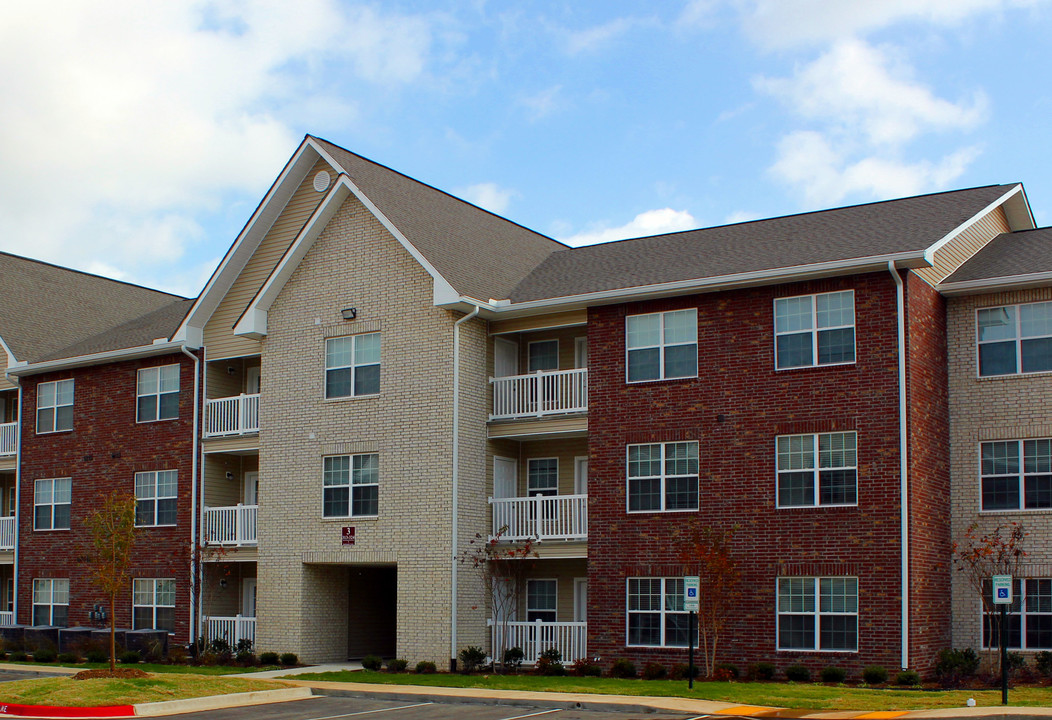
[323,453,379,518]
[983,578,1052,650]
[32,578,69,626]
[135,470,177,526]
[627,441,699,512]
[526,579,558,622]
[325,333,380,398]
[977,301,1052,377]
[133,578,176,632]
[33,478,71,531]
[136,365,179,422]
[980,439,1052,511]
[627,577,691,647]
[776,432,857,507]
[527,458,558,497]
[626,309,698,382]
[528,339,559,372]
[775,290,855,369]
[36,379,73,433]
[777,576,858,651]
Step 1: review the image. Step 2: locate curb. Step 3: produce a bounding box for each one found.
[0,687,312,718]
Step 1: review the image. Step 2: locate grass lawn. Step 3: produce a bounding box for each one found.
[0,660,273,675]
[0,673,285,706]
[290,670,1052,711]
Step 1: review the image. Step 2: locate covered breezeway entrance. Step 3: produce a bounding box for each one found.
[347,564,397,659]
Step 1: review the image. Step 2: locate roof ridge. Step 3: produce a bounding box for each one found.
[0,249,188,300]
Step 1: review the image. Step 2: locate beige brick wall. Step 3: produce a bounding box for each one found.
[948,288,1052,651]
[254,194,489,664]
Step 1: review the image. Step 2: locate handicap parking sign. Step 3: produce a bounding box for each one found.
[683,576,700,612]
[992,575,1013,605]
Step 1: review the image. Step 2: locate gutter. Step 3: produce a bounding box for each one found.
[450,303,481,670]
[180,345,201,646]
[888,261,909,670]
[7,341,185,377]
[938,271,1052,296]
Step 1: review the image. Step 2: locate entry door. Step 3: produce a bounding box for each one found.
[494,338,519,377]
[574,457,588,495]
[574,337,588,368]
[243,472,258,505]
[573,578,587,623]
[242,578,257,617]
[493,457,517,537]
[246,366,261,394]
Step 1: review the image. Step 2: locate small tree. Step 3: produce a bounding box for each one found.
[85,490,136,672]
[680,525,741,677]
[460,527,537,670]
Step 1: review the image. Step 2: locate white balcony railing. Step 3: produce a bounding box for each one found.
[0,422,16,456]
[490,620,587,665]
[204,394,260,438]
[207,615,255,648]
[0,516,13,550]
[491,494,587,542]
[490,369,587,421]
[0,611,13,627]
[203,505,257,546]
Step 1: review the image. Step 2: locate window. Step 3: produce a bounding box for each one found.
[133,578,176,632]
[627,577,690,647]
[527,458,558,497]
[32,578,69,626]
[626,309,697,382]
[323,453,379,517]
[36,379,73,433]
[34,478,71,530]
[526,579,557,622]
[981,439,1052,511]
[325,333,380,398]
[977,301,1052,376]
[137,365,179,422]
[777,577,858,651]
[775,291,855,369]
[528,340,559,372]
[777,432,857,507]
[135,470,177,526]
[627,441,699,512]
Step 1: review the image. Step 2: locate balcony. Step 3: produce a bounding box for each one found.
[204,394,260,438]
[490,620,587,664]
[0,516,13,550]
[491,494,587,542]
[490,369,587,421]
[0,422,16,456]
[203,505,257,546]
[0,611,12,627]
[207,615,255,647]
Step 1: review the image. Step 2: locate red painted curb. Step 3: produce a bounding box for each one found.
[0,702,134,718]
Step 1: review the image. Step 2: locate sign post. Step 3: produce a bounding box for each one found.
[992,575,1012,706]
[684,576,699,689]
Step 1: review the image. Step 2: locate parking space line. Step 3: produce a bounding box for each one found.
[497,710,562,720]
[302,702,435,719]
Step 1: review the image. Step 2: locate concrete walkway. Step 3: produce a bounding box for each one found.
[230,661,363,679]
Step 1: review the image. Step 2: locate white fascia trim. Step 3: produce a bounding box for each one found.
[175,139,325,339]
[448,251,925,317]
[7,341,184,377]
[938,272,1052,296]
[923,184,1031,264]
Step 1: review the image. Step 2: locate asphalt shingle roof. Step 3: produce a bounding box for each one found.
[944,227,1052,283]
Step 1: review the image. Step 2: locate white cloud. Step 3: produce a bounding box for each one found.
[724,210,762,225]
[456,183,518,214]
[560,208,697,247]
[564,17,638,55]
[518,85,564,121]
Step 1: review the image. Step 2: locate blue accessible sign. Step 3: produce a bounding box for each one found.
[992,575,1013,605]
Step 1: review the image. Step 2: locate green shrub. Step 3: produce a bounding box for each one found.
[32,648,56,663]
[934,648,980,688]
[238,652,258,667]
[641,661,667,680]
[387,658,408,673]
[362,654,383,671]
[820,666,846,683]
[535,655,566,676]
[119,650,141,664]
[895,669,921,686]
[279,652,299,666]
[260,651,279,665]
[57,652,80,664]
[714,662,740,679]
[609,658,637,678]
[862,665,888,684]
[415,660,437,674]
[9,650,27,662]
[570,658,602,677]
[85,649,108,664]
[1036,651,1052,677]
[670,663,701,680]
[1007,651,1027,673]
[167,645,189,665]
[539,647,561,663]
[502,647,524,671]
[785,664,810,682]
[459,646,487,673]
[748,662,776,681]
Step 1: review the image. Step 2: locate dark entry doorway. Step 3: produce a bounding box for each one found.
[347,565,396,659]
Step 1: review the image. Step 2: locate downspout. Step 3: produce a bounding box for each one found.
[888,261,909,670]
[181,345,201,646]
[451,303,481,670]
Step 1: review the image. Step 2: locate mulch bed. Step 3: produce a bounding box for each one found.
[72,668,150,680]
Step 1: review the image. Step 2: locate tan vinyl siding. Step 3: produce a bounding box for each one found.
[916,207,1010,285]
[203,455,244,507]
[202,435,259,454]
[206,359,249,400]
[517,438,588,497]
[203,158,334,360]
[488,416,587,438]
[490,310,588,335]
[515,559,587,622]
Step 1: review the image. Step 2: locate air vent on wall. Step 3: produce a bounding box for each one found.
[313,170,331,192]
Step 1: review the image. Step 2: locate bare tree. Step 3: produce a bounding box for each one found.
[680,525,741,677]
[953,521,1027,658]
[85,490,136,672]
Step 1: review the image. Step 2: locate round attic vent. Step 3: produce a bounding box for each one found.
[313,170,331,192]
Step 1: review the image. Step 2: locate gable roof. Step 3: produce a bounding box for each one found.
[0,252,188,364]
[509,184,1023,303]
[940,227,1052,293]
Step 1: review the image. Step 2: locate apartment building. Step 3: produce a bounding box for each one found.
[1,134,1049,673]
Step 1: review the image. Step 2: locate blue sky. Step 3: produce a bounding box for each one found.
[2,0,1050,298]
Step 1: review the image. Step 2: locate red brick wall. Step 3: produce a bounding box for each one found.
[904,272,952,669]
[16,352,198,642]
[586,272,918,674]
